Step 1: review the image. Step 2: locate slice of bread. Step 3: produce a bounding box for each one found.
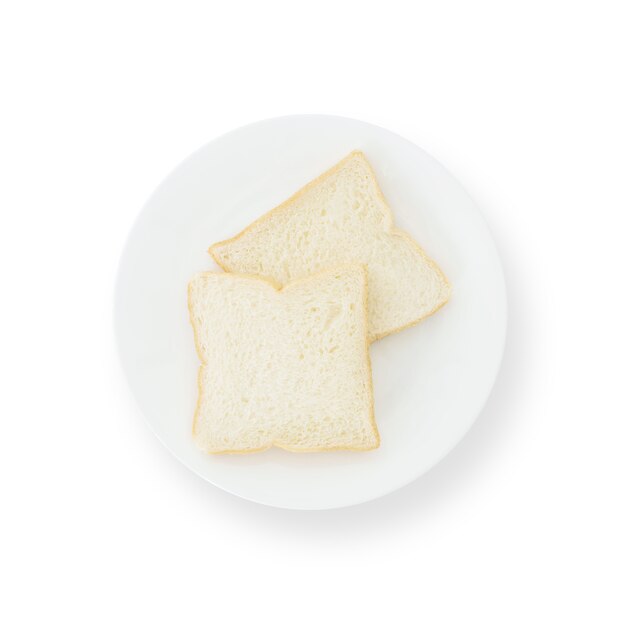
[210,151,450,342]
[188,264,379,454]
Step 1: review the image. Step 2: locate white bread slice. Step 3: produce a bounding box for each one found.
[188,265,379,454]
[210,151,450,342]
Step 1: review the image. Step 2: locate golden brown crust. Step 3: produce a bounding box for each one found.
[187,264,379,454]
[208,150,450,343]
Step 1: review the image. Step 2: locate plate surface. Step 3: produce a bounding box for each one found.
[115,115,506,509]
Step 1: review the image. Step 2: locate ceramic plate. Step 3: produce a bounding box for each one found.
[115,115,506,509]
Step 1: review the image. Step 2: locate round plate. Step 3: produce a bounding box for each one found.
[115,115,506,510]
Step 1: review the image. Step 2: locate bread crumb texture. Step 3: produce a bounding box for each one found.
[188,265,379,454]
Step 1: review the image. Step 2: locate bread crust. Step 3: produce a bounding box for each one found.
[209,150,450,343]
[188,264,379,454]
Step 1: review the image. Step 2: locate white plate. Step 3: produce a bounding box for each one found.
[115,115,506,510]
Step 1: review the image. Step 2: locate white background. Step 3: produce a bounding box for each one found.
[1,1,625,624]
